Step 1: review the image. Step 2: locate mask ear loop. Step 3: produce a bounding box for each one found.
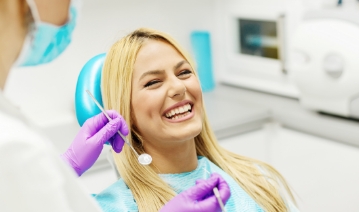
[25,0,41,22]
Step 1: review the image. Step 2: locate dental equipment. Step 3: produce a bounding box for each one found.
[203,168,226,212]
[86,90,152,165]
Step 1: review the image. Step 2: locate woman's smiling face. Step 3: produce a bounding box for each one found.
[131,39,203,149]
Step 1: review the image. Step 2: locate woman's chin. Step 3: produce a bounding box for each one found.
[168,124,202,142]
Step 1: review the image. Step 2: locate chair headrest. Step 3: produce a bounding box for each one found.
[75,53,106,126]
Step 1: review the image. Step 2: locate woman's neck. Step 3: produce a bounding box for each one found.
[145,139,198,174]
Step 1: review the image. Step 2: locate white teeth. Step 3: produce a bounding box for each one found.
[165,103,192,118]
[170,111,190,120]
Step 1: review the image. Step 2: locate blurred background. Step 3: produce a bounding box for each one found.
[5,0,359,211]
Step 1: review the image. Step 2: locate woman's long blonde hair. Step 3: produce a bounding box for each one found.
[101,28,295,212]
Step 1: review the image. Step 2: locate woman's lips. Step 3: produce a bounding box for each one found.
[163,106,195,123]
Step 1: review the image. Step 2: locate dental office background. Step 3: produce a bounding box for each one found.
[5,0,359,211]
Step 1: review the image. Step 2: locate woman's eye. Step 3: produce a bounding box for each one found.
[178,69,192,76]
[144,80,160,88]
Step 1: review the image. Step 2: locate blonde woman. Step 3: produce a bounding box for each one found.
[94,28,299,212]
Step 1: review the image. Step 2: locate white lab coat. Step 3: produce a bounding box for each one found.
[0,91,103,212]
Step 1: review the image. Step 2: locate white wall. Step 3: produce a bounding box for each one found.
[4,0,216,128]
[220,123,359,212]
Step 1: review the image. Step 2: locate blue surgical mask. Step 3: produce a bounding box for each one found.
[15,0,79,67]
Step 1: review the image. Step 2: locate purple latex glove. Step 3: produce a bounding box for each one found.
[160,173,231,212]
[61,110,129,176]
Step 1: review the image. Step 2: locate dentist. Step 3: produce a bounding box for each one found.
[0,0,230,211]
[0,0,128,211]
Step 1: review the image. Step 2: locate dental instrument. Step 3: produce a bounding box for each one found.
[203,168,226,212]
[213,187,226,211]
[86,90,152,165]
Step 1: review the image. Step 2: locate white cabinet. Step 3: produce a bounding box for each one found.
[219,123,359,212]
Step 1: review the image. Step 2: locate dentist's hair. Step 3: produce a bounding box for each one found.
[101,28,295,212]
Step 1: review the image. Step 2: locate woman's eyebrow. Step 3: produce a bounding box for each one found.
[139,70,164,81]
[174,60,188,70]
[139,60,189,81]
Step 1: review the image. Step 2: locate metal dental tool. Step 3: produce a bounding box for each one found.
[203,168,226,212]
[86,90,152,165]
[213,187,226,212]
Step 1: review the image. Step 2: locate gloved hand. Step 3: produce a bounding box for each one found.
[160,173,231,212]
[61,110,129,176]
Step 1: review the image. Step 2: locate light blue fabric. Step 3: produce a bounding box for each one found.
[94,156,300,212]
[94,178,137,212]
[94,157,266,212]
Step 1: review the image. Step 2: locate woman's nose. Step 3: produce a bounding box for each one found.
[168,77,186,98]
